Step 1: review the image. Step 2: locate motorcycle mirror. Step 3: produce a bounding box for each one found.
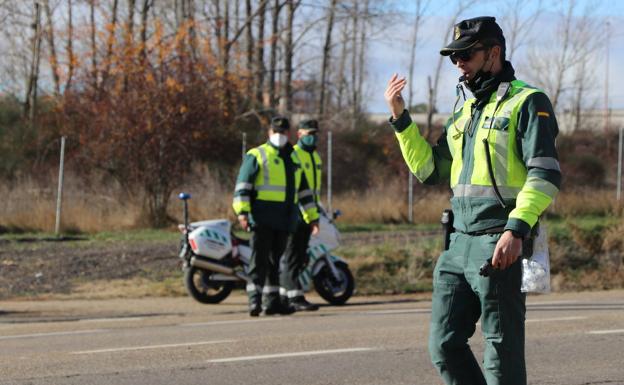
[178,192,191,200]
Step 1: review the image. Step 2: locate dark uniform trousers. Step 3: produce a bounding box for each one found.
[247,224,289,309]
[429,231,526,385]
[280,218,312,299]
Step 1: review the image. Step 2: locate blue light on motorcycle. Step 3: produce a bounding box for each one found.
[333,209,342,219]
[178,192,192,200]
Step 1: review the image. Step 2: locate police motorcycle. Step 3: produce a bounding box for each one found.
[176,193,354,305]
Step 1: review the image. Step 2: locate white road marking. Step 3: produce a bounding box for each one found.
[79,317,145,323]
[587,329,624,335]
[0,329,107,340]
[526,300,576,306]
[362,309,430,315]
[72,340,235,355]
[477,316,586,326]
[207,347,376,363]
[526,316,587,323]
[182,318,285,327]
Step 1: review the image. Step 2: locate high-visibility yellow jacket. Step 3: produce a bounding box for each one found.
[294,142,322,204]
[392,79,561,237]
[233,142,319,232]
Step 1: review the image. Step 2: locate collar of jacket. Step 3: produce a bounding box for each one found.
[471,60,516,107]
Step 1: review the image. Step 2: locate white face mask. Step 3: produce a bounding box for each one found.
[269,133,288,148]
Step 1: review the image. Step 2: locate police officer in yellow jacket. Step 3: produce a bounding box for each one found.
[280,119,323,311]
[233,116,319,317]
[385,17,561,385]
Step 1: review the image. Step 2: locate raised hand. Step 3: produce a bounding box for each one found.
[384,73,407,120]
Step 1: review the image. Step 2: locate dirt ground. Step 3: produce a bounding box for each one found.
[0,238,181,300]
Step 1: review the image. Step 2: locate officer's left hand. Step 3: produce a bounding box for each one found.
[310,222,320,236]
[492,231,522,270]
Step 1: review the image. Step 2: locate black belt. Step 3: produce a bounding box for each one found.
[463,226,506,236]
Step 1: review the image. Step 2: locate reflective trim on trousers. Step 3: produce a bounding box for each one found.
[299,189,314,199]
[527,157,561,172]
[301,202,316,211]
[262,285,280,294]
[452,184,521,199]
[246,283,261,293]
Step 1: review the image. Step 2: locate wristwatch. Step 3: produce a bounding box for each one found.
[508,230,524,240]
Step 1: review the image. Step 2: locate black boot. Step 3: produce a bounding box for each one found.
[263,302,296,316]
[249,301,262,317]
[290,296,319,311]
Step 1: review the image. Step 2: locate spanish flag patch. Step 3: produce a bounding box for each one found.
[537,111,550,118]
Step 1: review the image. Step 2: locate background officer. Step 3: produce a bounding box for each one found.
[233,116,319,316]
[280,119,323,311]
[384,16,561,385]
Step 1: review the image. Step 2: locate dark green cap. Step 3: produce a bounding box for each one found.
[298,119,319,132]
[270,116,290,132]
[440,16,505,55]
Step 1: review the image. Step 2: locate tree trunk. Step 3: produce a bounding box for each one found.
[246,0,254,99]
[350,0,359,129]
[318,0,337,117]
[140,0,151,64]
[336,18,348,111]
[407,0,425,110]
[90,0,98,90]
[43,0,60,96]
[65,0,74,93]
[255,0,267,107]
[102,0,119,89]
[356,0,368,120]
[282,0,296,113]
[24,2,42,122]
[269,0,282,109]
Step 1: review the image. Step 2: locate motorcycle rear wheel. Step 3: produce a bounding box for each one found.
[313,262,354,305]
[184,266,234,304]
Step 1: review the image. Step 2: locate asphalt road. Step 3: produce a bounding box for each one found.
[1,290,623,385]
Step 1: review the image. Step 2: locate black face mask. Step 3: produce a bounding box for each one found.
[462,49,494,93]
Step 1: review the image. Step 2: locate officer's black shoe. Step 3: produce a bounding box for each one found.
[290,297,319,311]
[249,303,262,317]
[262,302,296,316]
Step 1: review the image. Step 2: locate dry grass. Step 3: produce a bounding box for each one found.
[2,170,622,234]
[551,188,623,217]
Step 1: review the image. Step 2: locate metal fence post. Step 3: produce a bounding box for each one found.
[408,172,413,223]
[617,125,622,202]
[242,132,247,160]
[55,136,66,236]
[327,130,332,214]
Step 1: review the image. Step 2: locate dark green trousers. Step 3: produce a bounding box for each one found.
[280,220,311,300]
[429,232,526,385]
[247,225,289,309]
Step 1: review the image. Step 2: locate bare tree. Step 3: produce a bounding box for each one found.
[101,0,119,88]
[498,0,542,62]
[406,0,428,110]
[281,0,297,113]
[89,0,98,89]
[65,0,74,92]
[318,0,338,117]
[43,0,60,96]
[268,0,283,109]
[254,0,267,107]
[24,2,42,122]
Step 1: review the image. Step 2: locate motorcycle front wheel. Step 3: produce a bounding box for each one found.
[313,262,354,305]
[183,266,234,304]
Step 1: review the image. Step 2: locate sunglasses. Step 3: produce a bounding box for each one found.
[449,46,489,64]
